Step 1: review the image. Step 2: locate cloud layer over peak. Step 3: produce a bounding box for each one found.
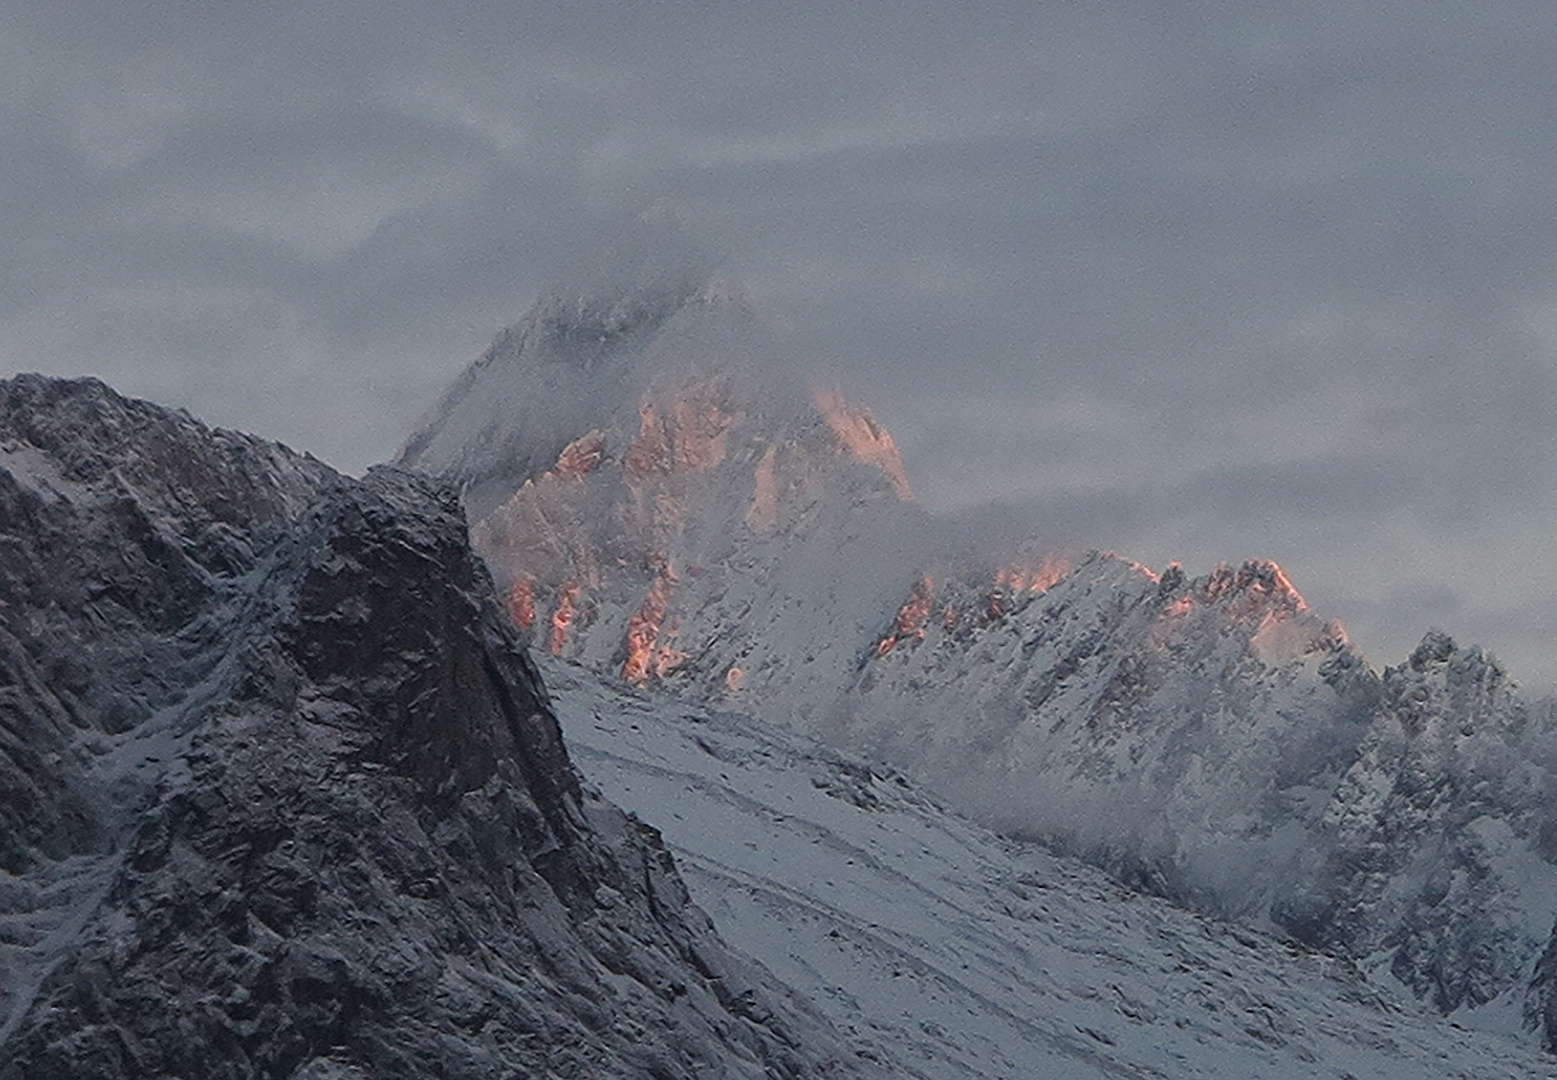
[4,0,1557,684]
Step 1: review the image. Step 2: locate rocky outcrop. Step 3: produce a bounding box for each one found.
[1294,633,1557,1022]
[0,376,877,1079]
[0,374,334,881]
[849,554,1557,1041]
[398,226,732,521]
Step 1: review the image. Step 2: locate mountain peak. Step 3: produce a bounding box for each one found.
[1201,558,1308,610]
[397,258,926,704]
[393,259,1557,1059]
[1408,627,1458,670]
[508,271,753,375]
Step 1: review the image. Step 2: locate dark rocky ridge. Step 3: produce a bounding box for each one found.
[0,375,878,1079]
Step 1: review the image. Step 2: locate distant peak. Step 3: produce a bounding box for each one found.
[1,373,171,429]
[1401,628,1507,684]
[514,276,706,366]
[539,208,720,320]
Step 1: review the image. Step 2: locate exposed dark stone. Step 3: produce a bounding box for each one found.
[0,376,878,1080]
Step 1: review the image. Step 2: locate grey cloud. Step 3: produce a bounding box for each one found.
[4,0,1557,683]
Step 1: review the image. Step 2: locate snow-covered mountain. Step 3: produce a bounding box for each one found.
[840,556,1375,916]
[403,265,1557,1057]
[1305,635,1557,1028]
[399,269,930,730]
[8,260,1557,1078]
[0,375,881,1079]
[845,554,1557,1046]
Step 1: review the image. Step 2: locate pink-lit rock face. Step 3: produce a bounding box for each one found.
[553,430,606,478]
[407,278,1557,1050]
[507,576,536,630]
[877,576,935,655]
[723,665,746,693]
[548,581,579,657]
[871,552,1081,651]
[623,403,672,479]
[811,386,913,501]
[1201,558,1307,613]
[671,388,740,473]
[466,363,919,694]
[994,555,1071,594]
[624,377,742,480]
[399,275,928,704]
[622,571,687,684]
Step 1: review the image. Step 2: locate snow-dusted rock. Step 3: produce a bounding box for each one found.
[847,558,1557,1046]
[841,555,1378,921]
[0,375,880,1079]
[1299,633,1557,1037]
[399,277,930,729]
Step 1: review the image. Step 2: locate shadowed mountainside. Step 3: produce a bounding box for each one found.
[0,375,880,1080]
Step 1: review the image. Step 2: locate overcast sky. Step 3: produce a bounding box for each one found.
[4,1,1557,687]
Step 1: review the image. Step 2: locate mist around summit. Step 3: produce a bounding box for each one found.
[8,0,1557,693]
[7,2,1557,1072]
[392,246,1557,1061]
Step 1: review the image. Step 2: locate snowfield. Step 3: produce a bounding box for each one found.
[545,659,1557,1080]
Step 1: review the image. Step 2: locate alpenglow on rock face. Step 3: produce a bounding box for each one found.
[839,555,1378,912]
[843,551,1557,1046]
[0,375,880,1079]
[398,273,930,728]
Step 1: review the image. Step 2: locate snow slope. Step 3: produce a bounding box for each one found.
[545,659,1557,1079]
